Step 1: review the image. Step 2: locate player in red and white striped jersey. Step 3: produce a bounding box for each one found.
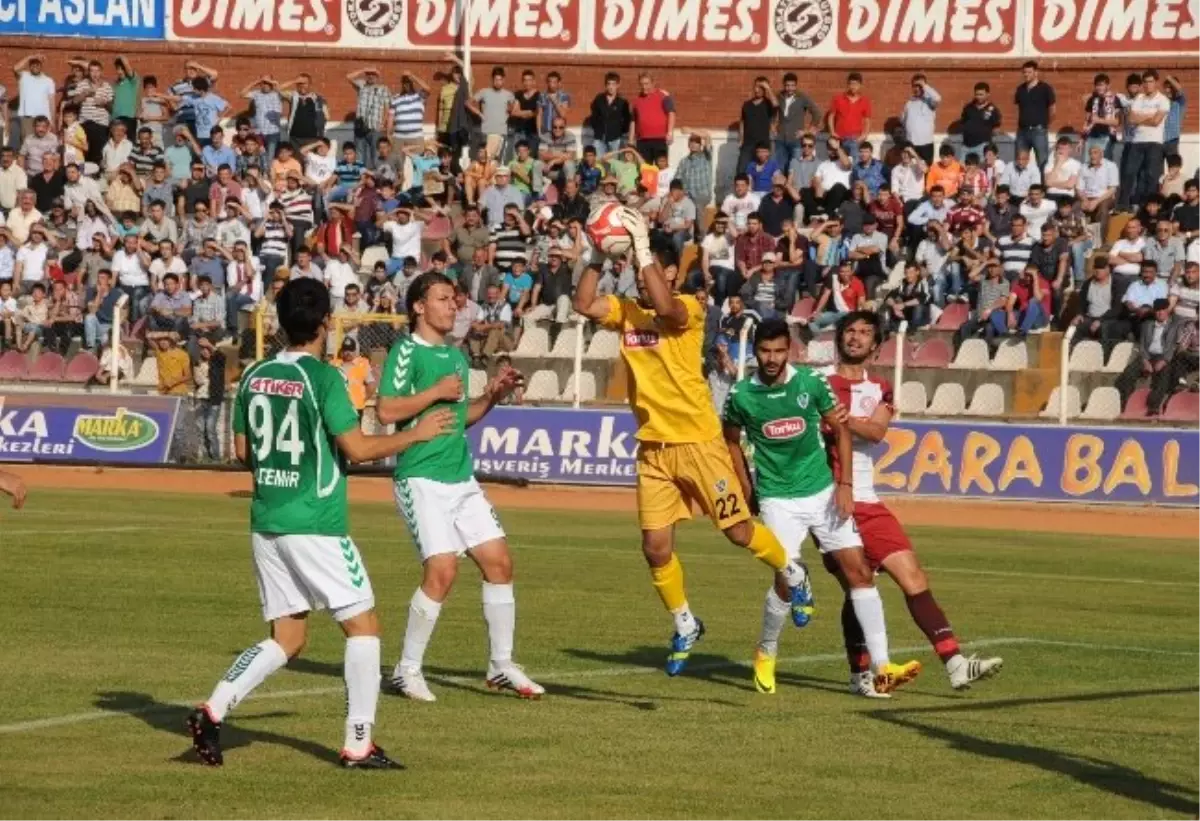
[824,311,1002,694]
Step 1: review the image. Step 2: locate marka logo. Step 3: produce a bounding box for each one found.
[73,408,159,452]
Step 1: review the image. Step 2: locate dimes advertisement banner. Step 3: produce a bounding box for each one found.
[469,407,1200,507]
[0,393,180,465]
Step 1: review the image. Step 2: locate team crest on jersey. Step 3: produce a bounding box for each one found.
[715,478,728,495]
[858,394,878,414]
[797,393,810,410]
[762,417,807,439]
[249,377,305,398]
[623,329,660,349]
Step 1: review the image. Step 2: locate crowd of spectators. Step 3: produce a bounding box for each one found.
[0,52,1194,419]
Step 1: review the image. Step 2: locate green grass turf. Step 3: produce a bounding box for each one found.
[0,488,1196,819]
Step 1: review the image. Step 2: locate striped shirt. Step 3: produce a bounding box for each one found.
[78,80,114,126]
[260,219,289,261]
[334,160,365,186]
[996,234,1035,279]
[129,145,165,178]
[279,187,314,224]
[355,81,391,131]
[675,149,713,204]
[390,91,428,140]
[248,89,283,135]
[489,226,531,274]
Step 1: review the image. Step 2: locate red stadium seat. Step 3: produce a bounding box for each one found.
[789,339,806,363]
[0,350,28,381]
[1120,388,1150,419]
[934,303,969,331]
[790,297,815,321]
[1162,392,1199,422]
[26,352,65,382]
[911,338,953,368]
[63,352,100,384]
[874,336,899,366]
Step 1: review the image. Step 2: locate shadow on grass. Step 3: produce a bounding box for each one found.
[93,691,341,766]
[865,686,1200,816]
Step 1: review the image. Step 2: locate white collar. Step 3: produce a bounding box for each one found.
[276,351,312,363]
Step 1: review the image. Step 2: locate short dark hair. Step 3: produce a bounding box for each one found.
[1142,69,1159,81]
[149,199,167,210]
[193,77,210,93]
[1022,60,1038,70]
[162,273,179,284]
[1126,73,1143,86]
[974,82,990,93]
[492,66,505,77]
[277,278,331,345]
[547,71,561,81]
[604,71,620,84]
[782,72,797,84]
[1094,73,1110,84]
[847,72,863,83]
[929,185,945,195]
[734,173,750,185]
[406,271,456,326]
[753,318,790,347]
[1028,184,1045,194]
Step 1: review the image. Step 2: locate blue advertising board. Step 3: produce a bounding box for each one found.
[0,393,179,464]
[469,407,1200,507]
[0,0,165,39]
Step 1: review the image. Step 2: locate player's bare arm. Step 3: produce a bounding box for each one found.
[336,409,456,463]
[0,468,27,509]
[466,364,524,426]
[722,422,759,516]
[375,374,462,425]
[572,262,611,320]
[821,409,855,520]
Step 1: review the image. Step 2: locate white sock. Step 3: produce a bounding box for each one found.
[482,582,516,665]
[343,635,380,757]
[671,603,697,636]
[849,586,890,672]
[780,561,808,589]
[204,639,288,722]
[399,588,442,672]
[758,588,790,655]
[945,653,966,671]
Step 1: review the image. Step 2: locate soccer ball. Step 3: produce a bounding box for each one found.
[586,203,633,258]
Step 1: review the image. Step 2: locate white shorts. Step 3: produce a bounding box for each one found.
[760,485,862,560]
[394,476,506,561]
[251,533,375,623]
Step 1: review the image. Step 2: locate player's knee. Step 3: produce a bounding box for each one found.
[640,530,674,565]
[479,550,513,584]
[723,520,753,547]
[839,553,875,589]
[422,557,459,601]
[340,609,380,638]
[274,631,307,658]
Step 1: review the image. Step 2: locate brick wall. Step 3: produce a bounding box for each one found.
[3,36,1195,136]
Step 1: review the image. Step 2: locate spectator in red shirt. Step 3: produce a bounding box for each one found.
[825,72,872,159]
[997,263,1051,337]
[733,211,776,285]
[867,184,905,255]
[808,260,866,331]
[947,190,987,233]
[629,73,675,164]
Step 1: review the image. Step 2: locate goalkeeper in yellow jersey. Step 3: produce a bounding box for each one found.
[573,208,813,676]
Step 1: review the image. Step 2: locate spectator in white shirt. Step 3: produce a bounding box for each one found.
[324,245,360,311]
[224,241,261,334]
[1019,185,1057,237]
[1108,218,1147,282]
[1002,148,1041,203]
[6,190,42,244]
[812,138,853,213]
[889,145,926,207]
[111,233,152,318]
[0,147,28,211]
[1043,136,1081,202]
[380,207,424,275]
[149,239,187,289]
[13,54,56,140]
[1079,143,1120,233]
[101,121,134,181]
[1120,69,1171,211]
[719,174,759,235]
[13,222,50,294]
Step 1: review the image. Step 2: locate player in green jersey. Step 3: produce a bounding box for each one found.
[722,319,919,696]
[375,272,542,703]
[188,279,453,770]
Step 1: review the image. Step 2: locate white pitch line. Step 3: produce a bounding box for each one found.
[0,637,1195,737]
[3,525,170,536]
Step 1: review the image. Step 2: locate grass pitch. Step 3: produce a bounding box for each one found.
[0,487,1196,819]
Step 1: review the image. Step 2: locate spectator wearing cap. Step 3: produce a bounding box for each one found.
[629,73,675,163]
[959,82,1002,163]
[18,115,59,175]
[343,67,389,169]
[28,152,64,214]
[13,221,50,294]
[900,74,940,166]
[755,173,799,239]
[187,273,225,359]
[481,166,524,228]
[13,55,56,142]
[739,251,789,320]
[825,72,871,159]
[738,77,777,178]
[1122,259,1168,337]
[1071,259,1129,351]
[774,72,821,172]
[1001,148,1041,205]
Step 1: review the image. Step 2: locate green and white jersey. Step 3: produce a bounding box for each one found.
[232,351,359,536]
[378,332,472,483]
[722,364,837,499]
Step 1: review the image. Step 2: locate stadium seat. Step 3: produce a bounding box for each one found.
[950,338,990,370]
[1103,342,1134,373]
[790,296,815,321]
[806,340,835,365]
[1120,387,1150,419]
[468,369,488,399]
[1039,385,1082,419]
[925,382,966,415]
[789,339,806,363]
[512,327,551,357]
[358,245,389,275]
[25,352,65,382]
[63,352,100,384]
[989,339,1029,371]
[548,325,581,358]
[965,383,1006,416]
[560,371,597,403]
[1162,391,1199,422]
[585,329,620,360]
[422,213,452,242]
[873,337,901,367]
[933,302,969,331]
[1080,386,1122,421]
[132,356,158,387]
[911,338,953,368]
[0,350,28,381]
[897,382,928,414]
[523,369,560,401]
[1068,340,1105,373]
